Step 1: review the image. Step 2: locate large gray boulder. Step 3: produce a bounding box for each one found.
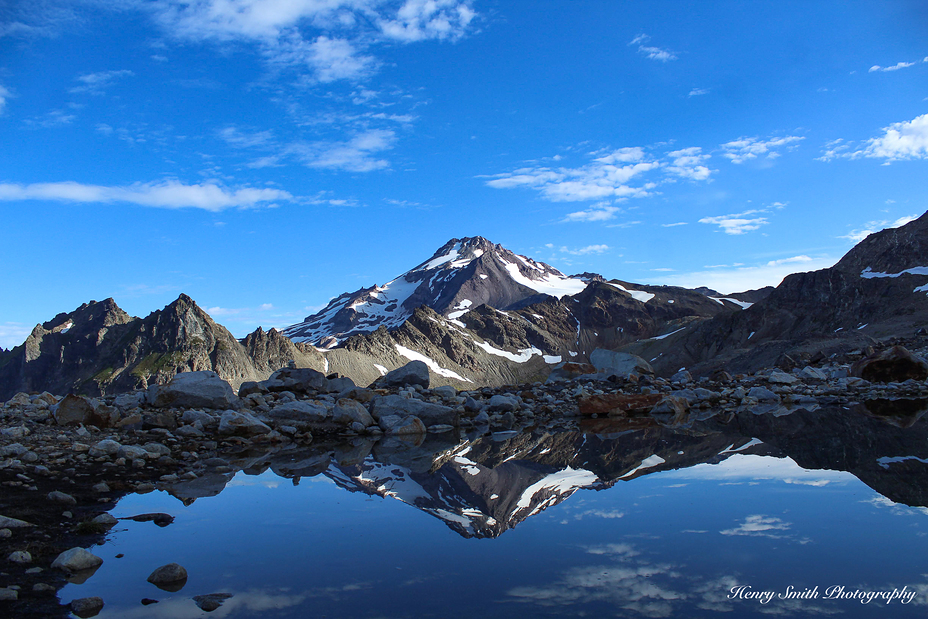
[589,349,654,377]
[152,371,235,409]
[332,399,375,427]
[372,360,430,389]
[370,395,458,427]
[378,414,427,435]
[51,547,103,572]
[263,367,328,394]
[263,401,330,431]
[218,410,272,436]
[52,394,96,426]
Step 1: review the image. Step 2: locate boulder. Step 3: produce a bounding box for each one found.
[52,394,95,426]
[181,410,217,428]
[194,593,233,612]
[89,439,121,458]
[327,376,356,393]
[851,345,928,383]
[649,396,691,427]
[373,360,430,389]
[264,367,328,394]
[432,385,457,399]
[237,381,268,397]
[670,370,693,384]
[488,394,520,412]
[147,563,188,591]
[798,366,828,381]
[218,410,271,436]
[117,445,150,461]
[332,399,375,427]
[378,414,427,435]
[264,401,330,431]
[589,349,654,377]
[747,386,780,402]
[153,371,235,409]
[48,491,77,505]
[51,547,103,572]
[70,597,104,618]
[578,393,662,416]
[370,395,459,427]
[768,370,799,385]
[546,362,597,383]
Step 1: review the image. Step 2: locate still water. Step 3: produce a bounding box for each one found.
[60,405,928,618]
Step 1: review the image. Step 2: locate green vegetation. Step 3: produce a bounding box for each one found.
[93,367,115,384]
[131,351,186,379]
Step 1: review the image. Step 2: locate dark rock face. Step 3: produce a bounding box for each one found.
[851,345,928,383]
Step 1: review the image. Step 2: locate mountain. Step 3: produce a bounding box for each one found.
[620,211,928,375]
[284,236,589,347]
[0,294,324,400]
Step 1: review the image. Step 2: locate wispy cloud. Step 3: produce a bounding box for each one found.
[628,33,677,62]
[820,113,928,162]
[23,109,76,128]
[699,209,769,235]
[484,144,712,218]
[151,0,477,82]
[688,87,709,97]
[69,69,134,95]
[662,222,687,227]
[0,84,11,115]
[547,244,610,255]
[720,514,792,538]
[720,135,804,164]
[0,180,293,211]
[0,322,31,350]
[839,214,918,242]
[655,256,837,294]
[868,57,927,72]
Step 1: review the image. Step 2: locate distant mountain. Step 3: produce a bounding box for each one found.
[620,211,928,375]
[0,294,324,400]
[284,236,590,347]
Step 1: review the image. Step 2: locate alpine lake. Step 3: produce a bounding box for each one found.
[56,401,928,618]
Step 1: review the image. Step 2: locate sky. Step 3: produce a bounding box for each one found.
[1,0,927,348]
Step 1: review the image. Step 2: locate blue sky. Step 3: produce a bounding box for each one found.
[1,0,927,348]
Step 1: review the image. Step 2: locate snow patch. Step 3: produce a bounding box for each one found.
[447,299,473,320]
[514,466,599,511]
[711,297,753,309]
[543,355,562,364]
[395,344,473,382]
[861,266,928,279]
[499,257,588,298]
[878,455,928,469]
[619,454,666,479]
[373,364,388,376]
[610,283,655,303]
[650,327,687,340]
[476,340,543,363]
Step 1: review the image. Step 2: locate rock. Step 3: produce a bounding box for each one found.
[117,445,150,461]
[92,482,110,493]
[89,439,121,458]
[237,381,268,397]
[332,399,375,427]
[153,371,235,409]
[8,550,31,564]
[578,393,662,416]
[143,410,178,430]
[147,562,188,588]
[70,597,104,617]
[747,386,780,402]
[194,593,234,611]
[264,367,328,393]
[0,426,29,438]
[370,394,459,427]
[851,345,928,383]
[670,370,693,384]
[0,515,33,528]
[373,360,430,389]
[474,411,490,424]
[51,547,103,572]
[546,362,597,383]
[48,490,77,505]
[768,370,799,384]
[181,410,217,428]
[113,392,144,410]
[488,394,520,412]
[589,349,654,377]
[432,385,457,399]
[1,443,28,457]
[327,376,356,393]
[378,414,427,435]
[265,401,330,430]
[86,403,120,428]
[52,394,95,426]
[463,396,482,412]
[91,514,118,526]
[0,588,17,601]
[799,366,828,381]
[218,410,272,437]
[338,386,377,403]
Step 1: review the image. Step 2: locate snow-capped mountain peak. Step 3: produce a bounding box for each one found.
[284,236,591,346]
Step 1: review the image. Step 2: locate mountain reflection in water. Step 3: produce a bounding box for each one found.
[62,403,928,618]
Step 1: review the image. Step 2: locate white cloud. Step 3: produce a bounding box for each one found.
[698,210,768,235]
[69,69,134,95]
[557,244,609,255]
[0,180,293,211]
[24,109,76,128]
[666,147,712,180]
[661,222,687,227]
[820,114,928,162]
[687,87,709,97]
[765,255,812,267]
[638,45,677,62]
[0,84,11,115]
[839,214,919,242]
[301,128,395,171]
[151,0,477,82]
[869,61,917,73]
[720,135,804,164]
[485,144,711,212]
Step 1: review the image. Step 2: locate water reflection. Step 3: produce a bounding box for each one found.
[61,402,928,617]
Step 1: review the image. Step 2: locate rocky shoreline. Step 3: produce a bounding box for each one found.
[2,344,928,617]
